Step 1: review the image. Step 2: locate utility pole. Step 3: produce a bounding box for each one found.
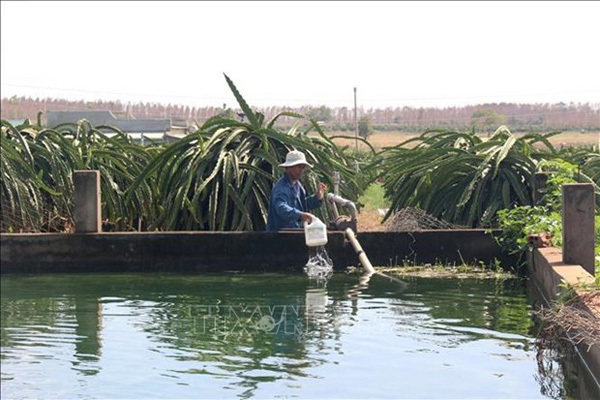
[354,87,358,153]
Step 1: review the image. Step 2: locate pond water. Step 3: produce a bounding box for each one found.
[1,272,596,399]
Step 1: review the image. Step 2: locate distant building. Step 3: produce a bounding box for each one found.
[45,110,189,143]
[7,118,28,126]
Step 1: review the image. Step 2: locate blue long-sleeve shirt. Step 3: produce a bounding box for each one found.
[266,174,322,231]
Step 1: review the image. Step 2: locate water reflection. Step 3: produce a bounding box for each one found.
[72,296,102,375]
[1,272,597,399]
[346,272,374,303]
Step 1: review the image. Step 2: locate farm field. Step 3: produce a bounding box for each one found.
[325,130,600,151]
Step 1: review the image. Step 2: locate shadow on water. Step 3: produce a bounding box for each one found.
[1,271,598,399]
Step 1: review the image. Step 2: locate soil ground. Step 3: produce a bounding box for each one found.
[356,207,386,232]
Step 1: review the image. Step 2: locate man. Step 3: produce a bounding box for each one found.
[266,150,327,231]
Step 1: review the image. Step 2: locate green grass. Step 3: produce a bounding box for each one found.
[358,182,390,210]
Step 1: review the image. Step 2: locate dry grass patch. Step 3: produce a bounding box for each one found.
[538,290,600,350]
[324,130,599,151]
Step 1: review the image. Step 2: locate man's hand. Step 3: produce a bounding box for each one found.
[316,182,327,201]
[300,212,314,224]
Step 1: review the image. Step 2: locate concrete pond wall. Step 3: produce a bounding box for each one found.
[0,229,510,274]
[526,184,598,389]
[528,246,600,391]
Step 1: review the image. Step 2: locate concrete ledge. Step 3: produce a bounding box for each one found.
[531,247,595,300]
[529,247,599,388]
[0,229,507,274]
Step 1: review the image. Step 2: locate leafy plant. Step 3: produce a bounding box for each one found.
[495,206,562,267]
[1,119,154,232]
[375,126,560,227]
[493,157,599,276]
[125,74,364,231]
[1,120,48,231]
[550,146,600,209]
[2,76,371,233]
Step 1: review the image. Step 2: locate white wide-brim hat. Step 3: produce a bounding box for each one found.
[278,150,314,168]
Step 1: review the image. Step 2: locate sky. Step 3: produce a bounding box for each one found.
[1,1,599,110]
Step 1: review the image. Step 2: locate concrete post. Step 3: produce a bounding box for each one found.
[534,172,549,205]
[73,170,101,233]
[562,183,595,275]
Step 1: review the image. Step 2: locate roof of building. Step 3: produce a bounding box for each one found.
[46,110,171,133]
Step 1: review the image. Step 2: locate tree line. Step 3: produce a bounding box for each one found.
[2,95,599,133]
